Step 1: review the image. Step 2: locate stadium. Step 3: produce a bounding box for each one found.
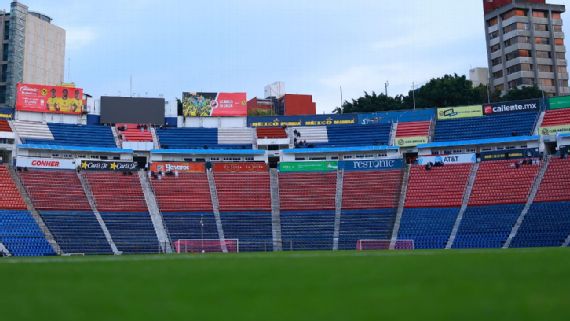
[1,1,570,320]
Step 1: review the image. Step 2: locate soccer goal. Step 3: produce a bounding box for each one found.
[356,239,415,251]
[174,239,240,254]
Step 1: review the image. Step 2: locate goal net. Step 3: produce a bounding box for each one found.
[356,239,415,251]
[174,239,239,254]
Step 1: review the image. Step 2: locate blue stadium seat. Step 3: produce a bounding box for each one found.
[0,210,54,256]
[281,211,335,251]
[25,123,117,148]
[162,212,219,244]
[398,208,459,249]
[452,204,523,249]
[338,209,396,250]
[99,212,159,254]
[220,212,273,252]
[40,211,113,255]
[157,128,251,149]
[315,124,391,147]
[434,112,538,142]
[511,202,570,248]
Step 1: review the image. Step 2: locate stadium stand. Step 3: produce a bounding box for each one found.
[279,172,337,250]
[540,109,570,128]
[511,158,570,247]
[0,165,54,256]
[338,170,402,250]
[151,172,213,212]
[0,119,11,132]
[397,164,471,249]
[85,172,159,253]
[395,121,431,139]
[12,120,54,140]
[24,123,117,148]
[292,126,328,144]
[256,127,288,139]
[214,171,273,251]
[116,124,153,142]
[316,124,391,147]
[156,127,252,149]
[434,112,538,142]
[452,160,539,248]
[19,169,112,254]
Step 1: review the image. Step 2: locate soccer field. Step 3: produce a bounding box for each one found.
[1,248,569,321]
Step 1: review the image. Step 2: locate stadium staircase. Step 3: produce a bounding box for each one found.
[446,162,480,249]
[77,172,120,255]
[150,127,160,149]
[389,123,398,146]
[110,126,121,149]
[564,234,570,247]
[503,157,550,248]
[206,169,228,253]
[269,168,283,251]
[332,169,344,251]
[534,111,546,135]
[390,164,411,249]
[0,242,10,256]
[138,172,173,253]
[7,166,61,255]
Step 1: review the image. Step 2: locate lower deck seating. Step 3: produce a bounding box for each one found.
[0,210,54,256]
[280,211,335,251]
[342,170,402,209]
[40,211,112,255]
[511,202,570,248]
[151,173,213,212]
[220,212,273,252]
[338,209,396,250]
[452,204,523,249]
[86,172,148,212]
[398,208,459,249]
[405,164,471,208]
[279,172,337,211]
[0,165,27,210]
[162,212,219,246]
[0,119,11,132]
[100,212,159,254]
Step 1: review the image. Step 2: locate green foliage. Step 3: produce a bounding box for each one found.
[498,86,543,102]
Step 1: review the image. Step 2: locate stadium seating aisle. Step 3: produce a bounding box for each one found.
[24,123,117,148]
[281,211,335,251]
[100,212,160,254]
[511,202,570,248]
[339,209,396,250]
[398,208,460,249]
[452,204,523,249]
[433,112,538,142]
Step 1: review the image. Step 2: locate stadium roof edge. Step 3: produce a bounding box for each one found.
[417,136,540,149]
[151,149,265,155]
[17,144,133,154]
[282,145,399,154]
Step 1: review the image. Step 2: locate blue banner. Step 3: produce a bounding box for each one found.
[0,107,14,119]
[340,159,403,171]
[247,114,358,127]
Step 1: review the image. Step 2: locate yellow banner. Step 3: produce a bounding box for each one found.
[395,136,429,147]
[540,124,570,136]
[437,105,483,120]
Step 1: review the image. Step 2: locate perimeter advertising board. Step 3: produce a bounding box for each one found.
[212,162,268,172]
[437,105,482,120]
[182,92,247,117]
[79,160,138,171]
[417,153,477,165]
[247,114,358,127]
[279,161,338,172]
[150,162,205,173]
[483,99,540,115]
[16,157,76,169]
[548,96,570,110]
[339,159,403,171]
[540,124,570,136]
[16,83,84,115]
[395,136,429,147]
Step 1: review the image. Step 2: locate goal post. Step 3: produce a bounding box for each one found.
[356,239,414,251]
[174,239,239,254]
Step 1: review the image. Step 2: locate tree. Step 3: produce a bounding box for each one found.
[335,91,405,114]
[498,86,543,102]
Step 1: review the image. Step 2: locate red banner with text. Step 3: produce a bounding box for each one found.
[150,162,205,173]
[212,162,268,172]
[16,83,84,115]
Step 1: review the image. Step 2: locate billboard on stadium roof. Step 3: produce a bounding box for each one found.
[16,83,84,115]
[182,92,247,117]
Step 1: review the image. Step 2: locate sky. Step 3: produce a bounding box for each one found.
[11,0,570,113]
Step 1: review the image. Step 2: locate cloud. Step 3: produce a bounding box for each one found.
[64,27,98,51]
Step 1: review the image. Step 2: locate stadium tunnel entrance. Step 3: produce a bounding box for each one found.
[269,156,280,169]
[0,149,12,164]
[133,155,148,169]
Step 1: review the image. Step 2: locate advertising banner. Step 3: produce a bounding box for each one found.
[395,136,429,147]
[340,159,404,171]
[437,105,482,120]
[417,153,477,165]
[540,124,570,136]
[16,83,84,115]
[16,157,76,170]
[483,99,540,115]
[150,162,205,173]
[212,162,268,172]
[79,160,138,171]
[480,149,539,161]
[247,114,358,128]
[0,107,14,119]
[182,92,247,117]
[279,161,338,172]
[548,96,570,110]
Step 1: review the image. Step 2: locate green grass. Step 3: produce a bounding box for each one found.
[0,248,569,321]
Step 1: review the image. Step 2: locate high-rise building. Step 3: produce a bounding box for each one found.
[470,67,490,87]
[484,0,569,96]
[0,1,65,108]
